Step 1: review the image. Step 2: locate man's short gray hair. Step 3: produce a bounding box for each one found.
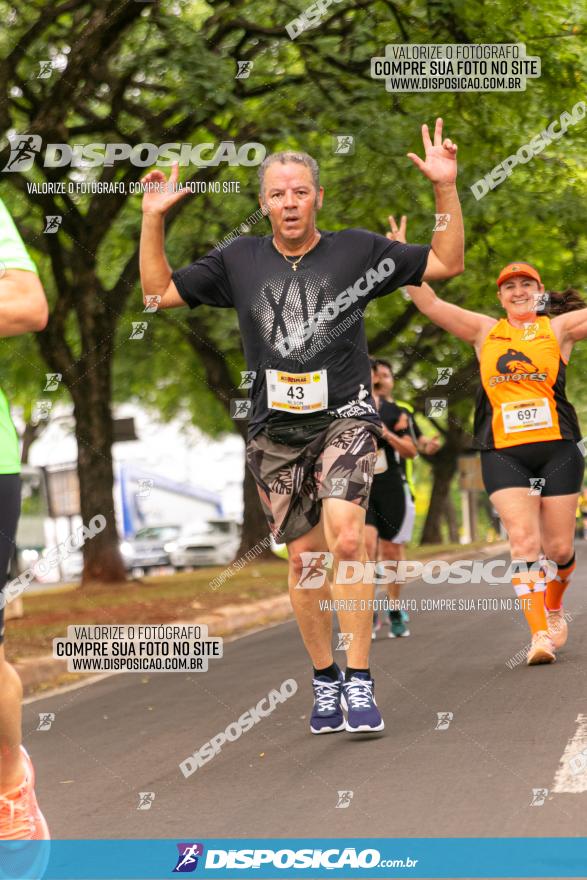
[258,150,320,197]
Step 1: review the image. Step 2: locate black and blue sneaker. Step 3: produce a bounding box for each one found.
[310,666,345,734]
[342,672,385,732]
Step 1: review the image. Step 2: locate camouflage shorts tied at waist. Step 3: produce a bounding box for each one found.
[246,418,381,545]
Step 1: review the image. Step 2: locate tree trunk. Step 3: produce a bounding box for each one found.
[71,369,126,585]
[421,455,455,544]
[444,494,459,543]
[37,255,128,585]
[420,417,469,545]
[20,420,44,464]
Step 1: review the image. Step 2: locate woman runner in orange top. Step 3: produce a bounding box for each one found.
[387,214,586,665]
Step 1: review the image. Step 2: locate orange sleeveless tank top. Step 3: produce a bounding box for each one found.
[474,316,581,449]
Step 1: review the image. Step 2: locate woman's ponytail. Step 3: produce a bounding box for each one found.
[545,288,586,316]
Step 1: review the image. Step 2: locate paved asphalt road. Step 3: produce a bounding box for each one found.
[23,547,587,844]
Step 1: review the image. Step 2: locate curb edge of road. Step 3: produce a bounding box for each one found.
[14,541,509,696]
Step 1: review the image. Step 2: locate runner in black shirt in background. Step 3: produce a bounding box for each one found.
[366,359,417,638]
[139,119,464,736]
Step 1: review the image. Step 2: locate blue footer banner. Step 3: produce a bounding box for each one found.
[1,838,587,879]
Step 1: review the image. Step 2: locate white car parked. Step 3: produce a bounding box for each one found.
[165,519,241,570]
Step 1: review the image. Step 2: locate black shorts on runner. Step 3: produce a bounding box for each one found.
[365,471,406,541]
[481,440,585,497]
[0,474,21,644]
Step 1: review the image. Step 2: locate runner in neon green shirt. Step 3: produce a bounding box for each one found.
[0,196,50,844]
[0,198,38,474]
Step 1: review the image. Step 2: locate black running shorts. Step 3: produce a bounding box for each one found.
[481,440,585,497]
[0,474,21,644]
[365,470,407,541]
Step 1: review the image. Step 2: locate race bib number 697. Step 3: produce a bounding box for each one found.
[501,397,552,433]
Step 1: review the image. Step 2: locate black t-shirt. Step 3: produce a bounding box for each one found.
[375,399,413,481]
[172,228,430,439]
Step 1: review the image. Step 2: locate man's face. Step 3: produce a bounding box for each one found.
[260,162,323,245]
[373,364,393,396]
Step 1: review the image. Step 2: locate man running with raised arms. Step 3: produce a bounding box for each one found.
[139,119,464,735]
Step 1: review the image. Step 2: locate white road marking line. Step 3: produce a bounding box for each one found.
[552,713,587,793]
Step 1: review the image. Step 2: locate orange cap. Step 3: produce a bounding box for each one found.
[497,262,542,288]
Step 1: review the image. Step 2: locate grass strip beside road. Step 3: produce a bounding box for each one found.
[7,541,494,662]
[7,561,289,661]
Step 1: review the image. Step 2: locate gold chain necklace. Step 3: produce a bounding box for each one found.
[273,232,320,271]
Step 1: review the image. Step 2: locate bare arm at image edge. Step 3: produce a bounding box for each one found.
[0,199,48,336]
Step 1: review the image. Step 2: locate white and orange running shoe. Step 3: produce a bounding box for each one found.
[547,607,568,650]
[0,747,50,879]
[527,630,557,666]
[0,746,49,841]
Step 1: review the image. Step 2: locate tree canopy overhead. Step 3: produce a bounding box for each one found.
[0,0,585,569]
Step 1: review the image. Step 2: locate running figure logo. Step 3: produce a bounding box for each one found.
[530,788,548,806]
[426,398,447,417]
[44,373,62,391]
[521,322,540,342]
[231,399,252,419]
[235,60,253,78]
[173,843,204,872]
[296,552,333,589]
[37,60,53,79]
[129,322,148,340]
[2,134,42,172]
[435,712,453,730]
[433,213,451,232]
[144,295,162,313]
[336,790,354,809]
[329,477,348,498]
[43,215,62,233]
[36,713,55,731]
[528,478,545,496]
[333,135,354,155]
[336,632,353,651]
[569,748,587,776]
[33,399,52,423]
[534,292,550,312]
[137,479,153,498]
[238,371,256,389]
[434,367,453,385]
[137,792,155,810]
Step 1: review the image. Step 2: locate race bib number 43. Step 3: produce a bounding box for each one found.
[501,397,553,433]
[266,370,328,413]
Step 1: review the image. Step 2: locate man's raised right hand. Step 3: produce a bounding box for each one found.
[141,162,192,215]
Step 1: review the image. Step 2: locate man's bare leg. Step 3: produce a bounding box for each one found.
[288,498,384,732]
[287,518,334,670]
[321,498,374,669]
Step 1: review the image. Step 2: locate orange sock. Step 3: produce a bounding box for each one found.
[512,560,548,636]
[545,554,576,611]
